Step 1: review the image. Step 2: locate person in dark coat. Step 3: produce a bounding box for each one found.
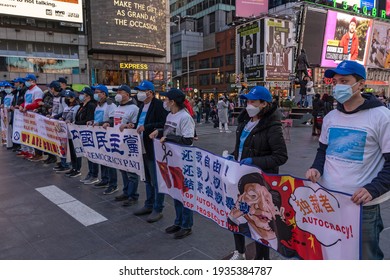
[311,93,324,136]
[296,49,310,81]
[229,86,288,260]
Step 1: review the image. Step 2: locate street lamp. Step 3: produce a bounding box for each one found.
[187,50,198,92]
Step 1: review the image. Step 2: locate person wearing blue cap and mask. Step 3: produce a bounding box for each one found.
[88,84,118,191]
[306,60,390,260]
[132,80,168,223]
[10,78,26,152]
[0,82,15,148]
[227,86,288,260]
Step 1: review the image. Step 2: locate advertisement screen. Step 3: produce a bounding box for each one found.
[367,21,390,69]
[321,11,372,67]
[302,10,327,66]
[0,0,83,23]
[236,0,268,18]
[265,18,293,81]
[237,20,264,82]
[387,0,390,16]
[331,0,376,9]
[89,0,167,56]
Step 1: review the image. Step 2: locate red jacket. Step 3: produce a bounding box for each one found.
[339,33,359,60]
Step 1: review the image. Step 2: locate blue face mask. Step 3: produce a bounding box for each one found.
[25,81,31,87]
[332,82,359,104]
[79,94,85,102]
[94,93,100,101]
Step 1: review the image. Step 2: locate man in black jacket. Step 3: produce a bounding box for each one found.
[133,80,168,223]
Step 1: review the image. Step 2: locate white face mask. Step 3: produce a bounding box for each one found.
[115,94,122,103]
[5,88,12,94]
[137,91,147,102]
[246,104,261,117]
[163,100,171,111]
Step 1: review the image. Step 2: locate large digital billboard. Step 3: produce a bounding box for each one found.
[321,11,372,67]
[0,0,83,23]
[236,20,264,82]
[89,0,167,56]
[367,21,390,69]
[265,18,293,81]
[236,0,268,18]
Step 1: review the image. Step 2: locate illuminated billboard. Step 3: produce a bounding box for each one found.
[367,21,390,69]
[321,11,372,67]
[0,0,83,23]
[236,0,268,18]
[236,20,264,82]
[265,18,293,81]
[89,0,167,56]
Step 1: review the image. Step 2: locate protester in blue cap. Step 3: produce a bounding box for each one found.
[132,80,168,222]
[149,88,195,238]
[88,84,118,190]
[306,60,390,260]
[10,78,26,152]
[0,82,15,148]
[227,85,288,260]
[18,74,44,160]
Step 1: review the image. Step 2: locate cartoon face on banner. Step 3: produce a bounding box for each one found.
[321,11,372,67]
[154,140,361,260]
[367,21,390,69]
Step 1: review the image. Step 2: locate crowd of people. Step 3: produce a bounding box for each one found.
[0,59,389,260]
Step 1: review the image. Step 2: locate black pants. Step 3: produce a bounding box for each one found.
[233,233,270,260]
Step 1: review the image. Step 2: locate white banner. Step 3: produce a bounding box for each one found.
[153,140,361,260]
[1,108,11,147]
[12,110,68,157]
[68,124,145,181]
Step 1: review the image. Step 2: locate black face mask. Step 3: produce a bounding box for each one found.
[65,98,71,106]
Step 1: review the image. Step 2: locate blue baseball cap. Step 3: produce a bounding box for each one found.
[324,60,366,80]
[2,82,12,87]
[49,81,61,91]
[58,77,67,84]
[160,89,185,103]
[240,86,272,102]
[134,80,155,92]
[79,87,93,96]
[65,90,76,98]
[113,84,131,94]
[92,84,109,95]
[25,74,37,81]
[12,77,26,83]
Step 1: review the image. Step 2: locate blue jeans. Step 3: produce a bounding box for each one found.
[174,199,193,229]
[101,165,118,187]
[362,205,384,260]
[60,157,70,168]
[87,160,99,178]
[144,155,164,212]
[196,111,201,123]
[120,170,139,199]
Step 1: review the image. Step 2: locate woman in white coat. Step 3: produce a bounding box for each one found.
[217,96,230,133]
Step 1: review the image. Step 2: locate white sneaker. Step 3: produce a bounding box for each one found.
[225,130,232,133]
[229,250,246,260]
[220,130,224,133]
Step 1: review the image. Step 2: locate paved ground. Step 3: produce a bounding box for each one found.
[0,121,389,260]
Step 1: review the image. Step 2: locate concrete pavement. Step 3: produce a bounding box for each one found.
[0,122,389,260]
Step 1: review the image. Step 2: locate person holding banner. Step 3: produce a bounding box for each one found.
[229,86,288,260]
[108,85,140,199]
[0,82,15,148]
[89,85,118,191]
[10,77,26,152]
[306,60,390,260]
[19,74,44,160]
[149,88,195,239]
[133,81,168,222]
[74,87,98,182]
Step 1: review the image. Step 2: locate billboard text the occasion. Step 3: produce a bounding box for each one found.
[89,0,167,56]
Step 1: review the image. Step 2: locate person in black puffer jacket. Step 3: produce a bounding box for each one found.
[229,86,288,261]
